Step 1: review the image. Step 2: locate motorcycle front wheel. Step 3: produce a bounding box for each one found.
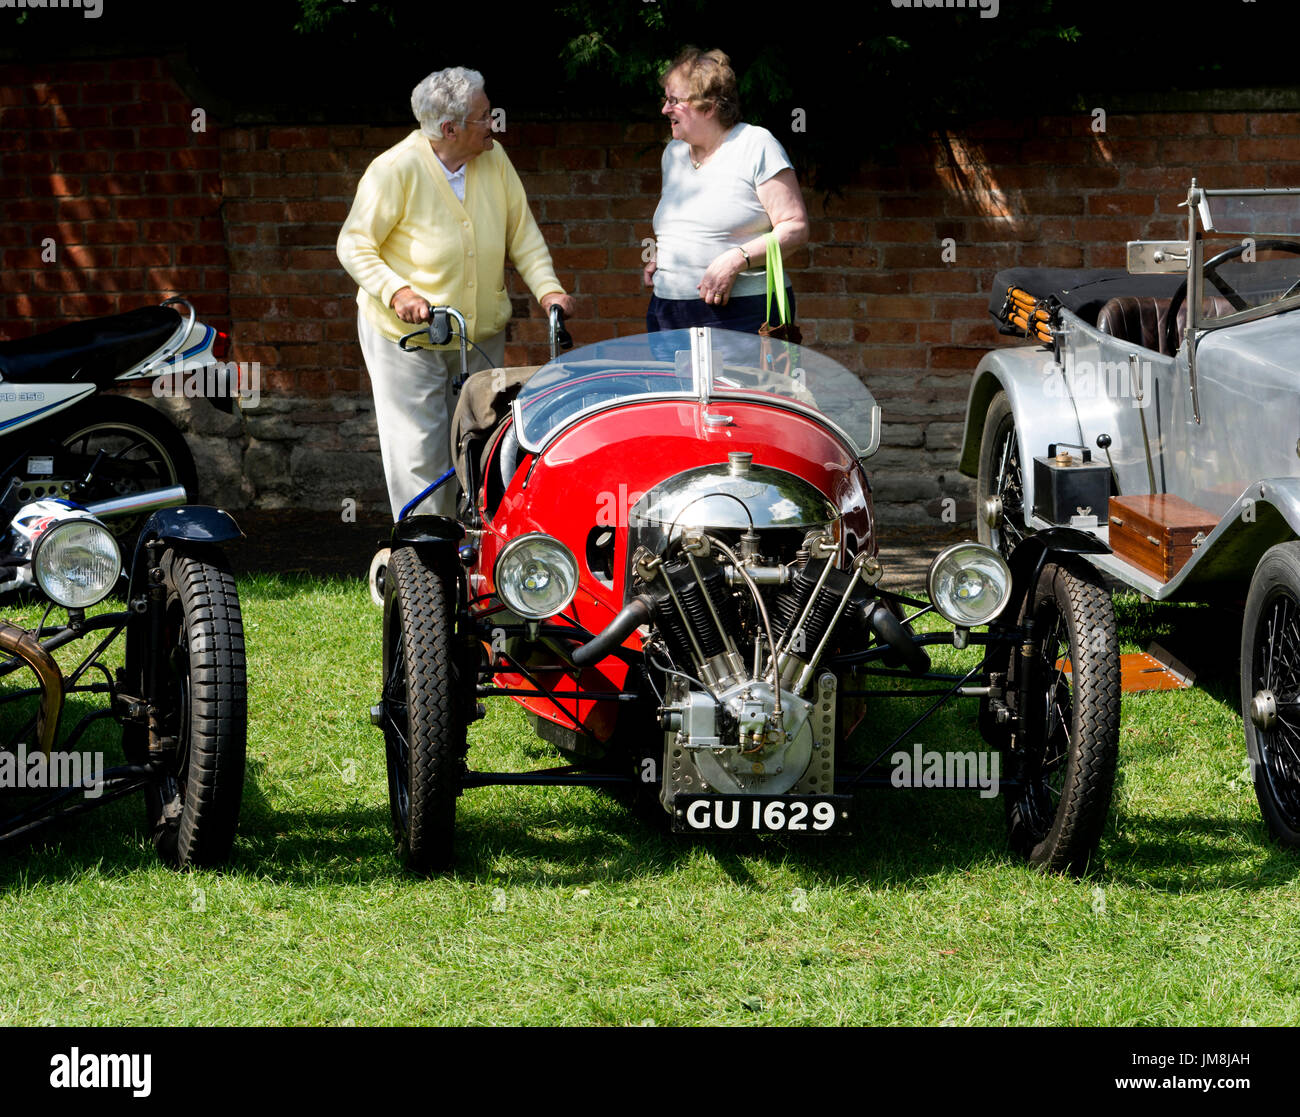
[54,395,199,542]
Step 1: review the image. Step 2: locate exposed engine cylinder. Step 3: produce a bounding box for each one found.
[647,553,739,668]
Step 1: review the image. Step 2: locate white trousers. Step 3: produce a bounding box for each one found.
[358,310,505,519]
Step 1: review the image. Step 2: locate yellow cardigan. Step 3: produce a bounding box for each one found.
[337,132,563,346]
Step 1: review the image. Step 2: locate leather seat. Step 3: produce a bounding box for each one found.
[1096,296,1175,355]
[1175,294,1236,340]
[1097,294,1237,356]
[0,306,180,385]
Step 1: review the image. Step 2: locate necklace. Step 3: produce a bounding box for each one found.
[690,140,720,169]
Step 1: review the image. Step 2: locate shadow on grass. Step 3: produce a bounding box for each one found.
[1113,596,1242,688]
[0,742,274,889]
[199,781,1024,890]
[6,772,1293,894]
[1101,810,1298,890]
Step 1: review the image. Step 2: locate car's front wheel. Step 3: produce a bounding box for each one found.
[976,389,1029,562]
[1004,556,1120,874]
[379,545,470,874]
[145,545,247,869]
[1241,542,1300,847]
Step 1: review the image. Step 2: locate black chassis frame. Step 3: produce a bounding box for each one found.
[391,515,1107,800]
[0,506,241,846]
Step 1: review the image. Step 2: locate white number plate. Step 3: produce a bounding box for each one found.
[672,795,848,834]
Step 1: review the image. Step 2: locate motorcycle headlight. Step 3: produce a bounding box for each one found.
[33,518,122,609]
[494,533,579,620]
[927,542,1012,628]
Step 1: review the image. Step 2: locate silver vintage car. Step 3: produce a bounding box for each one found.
[960,181,1300,848]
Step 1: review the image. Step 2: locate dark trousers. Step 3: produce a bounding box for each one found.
[646,289,797,335]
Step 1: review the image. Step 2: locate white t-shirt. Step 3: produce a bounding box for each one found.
[651,123,794,300]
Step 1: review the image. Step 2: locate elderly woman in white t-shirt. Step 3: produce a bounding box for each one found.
[644,48,809,333]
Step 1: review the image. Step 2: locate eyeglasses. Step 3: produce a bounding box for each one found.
[662,95,692,108]
[461,110,493,127]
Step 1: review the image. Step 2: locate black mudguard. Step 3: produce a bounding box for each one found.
[390,514,465,550]
[125,506,242,598]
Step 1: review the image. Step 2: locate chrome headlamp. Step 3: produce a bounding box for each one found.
[494,533,579,620]
[927,542,1013,628]
[33,516,122,609]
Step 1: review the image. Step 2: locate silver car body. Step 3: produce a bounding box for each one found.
[960,182,1300,600]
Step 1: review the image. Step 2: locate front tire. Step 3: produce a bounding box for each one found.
[380,546,469,874]
[1004,557,1119,874]
[976,390,1028,562]
[1241,542,1300,847]
[145,545,247,869]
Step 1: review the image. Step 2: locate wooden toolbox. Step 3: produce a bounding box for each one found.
[1108,494,1217,582]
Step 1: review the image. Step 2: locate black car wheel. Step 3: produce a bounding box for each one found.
[145,545,247,868]
[380,546,469,874]
[1005,557,1119,874]
[976,390,1028,562]
[1241,542,1300,847]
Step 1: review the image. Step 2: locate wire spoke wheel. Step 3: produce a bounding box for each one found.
[380,546,469,874]
[1005,557,1120,874]
[56,396,198,547]
[976,390,1028,561]
[1242,543,1300,846]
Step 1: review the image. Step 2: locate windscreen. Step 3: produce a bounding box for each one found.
[514,328,879,457]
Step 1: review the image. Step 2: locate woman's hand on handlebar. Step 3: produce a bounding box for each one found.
[391,287,430,324]
[541,292,575,319]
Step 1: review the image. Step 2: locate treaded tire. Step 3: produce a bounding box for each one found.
[1240,542,1300,848]
[1004,557,1119,874]
[976,390,1029,562]
[146,545,247,869]
[380,546,469,875]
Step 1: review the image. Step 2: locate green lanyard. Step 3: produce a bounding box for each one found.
[763,232,791,326]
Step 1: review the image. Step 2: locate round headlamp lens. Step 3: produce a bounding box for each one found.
[34,518,122,609]
[927,542,1012,627]
[495,534,578,620]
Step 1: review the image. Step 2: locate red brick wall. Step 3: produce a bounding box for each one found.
[4,56,1299,521]
[0,57,228,329]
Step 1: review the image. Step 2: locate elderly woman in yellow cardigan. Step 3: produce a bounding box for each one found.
[338,66,574,519]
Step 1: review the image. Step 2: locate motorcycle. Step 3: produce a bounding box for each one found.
[0,296,238,548]
[0,478,247,867]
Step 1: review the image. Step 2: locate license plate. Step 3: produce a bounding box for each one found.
[671,794,849,834]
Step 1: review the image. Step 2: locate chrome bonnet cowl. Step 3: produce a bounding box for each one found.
[628,458,839,558]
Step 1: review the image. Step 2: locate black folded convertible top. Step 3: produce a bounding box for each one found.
[989,267,1186,326]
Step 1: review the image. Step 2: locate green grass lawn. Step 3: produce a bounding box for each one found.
[0,576,1296,1026]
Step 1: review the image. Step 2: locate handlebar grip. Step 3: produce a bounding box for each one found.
[549,304,573,353]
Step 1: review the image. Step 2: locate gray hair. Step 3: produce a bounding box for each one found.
[411,67,485,139]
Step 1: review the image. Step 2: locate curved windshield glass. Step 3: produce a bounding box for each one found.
[513,327,879,457]
[1196,188,1300,320]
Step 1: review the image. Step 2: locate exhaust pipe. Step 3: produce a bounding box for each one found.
[83,485,188,521]
[0,620,63,756]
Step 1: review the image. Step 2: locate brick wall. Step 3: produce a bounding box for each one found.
[4,56,1299,526]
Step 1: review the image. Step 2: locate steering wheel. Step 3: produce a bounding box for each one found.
[1166,238,1300,354]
